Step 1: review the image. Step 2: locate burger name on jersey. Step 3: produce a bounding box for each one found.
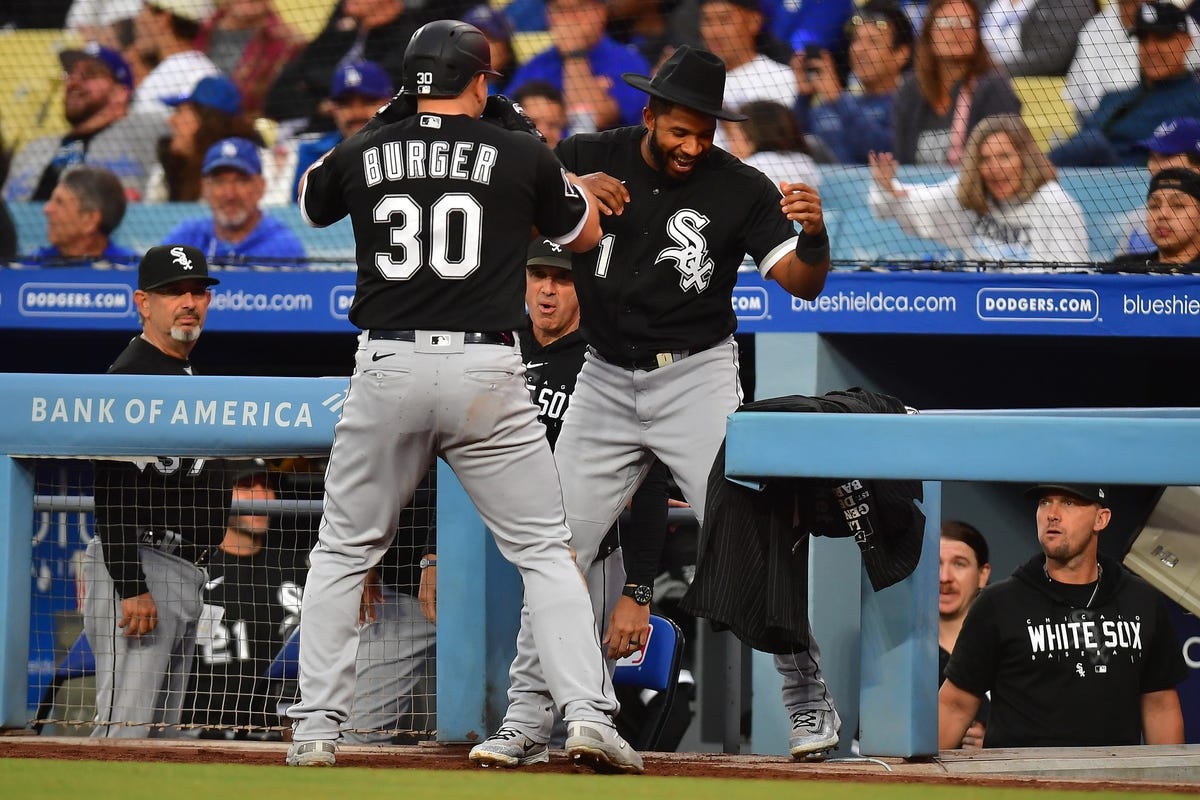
[362,134,497,188]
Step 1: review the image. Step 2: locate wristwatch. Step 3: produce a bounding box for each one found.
[622,584,652,606]
[419,556,437,569]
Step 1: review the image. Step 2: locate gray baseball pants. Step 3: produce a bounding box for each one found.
[289,331,619,743]
[82,539,204,738]
[498,337,744,741]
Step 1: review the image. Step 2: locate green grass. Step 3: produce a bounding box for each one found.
[1,760,1189,800]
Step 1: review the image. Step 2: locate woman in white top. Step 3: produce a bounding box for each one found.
[868,113,1088,265]
[722,100,822,190]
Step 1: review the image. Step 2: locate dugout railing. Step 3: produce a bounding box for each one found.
[4,374,1200,755]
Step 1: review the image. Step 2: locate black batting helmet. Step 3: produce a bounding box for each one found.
[402,20,501,98]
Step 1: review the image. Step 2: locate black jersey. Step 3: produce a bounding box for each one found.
[93,336,228,600]
[518,322,587,449]
[187,544,307,731]
[946,553,1187,748]
[555,126,798,361]
[301,113,591,332]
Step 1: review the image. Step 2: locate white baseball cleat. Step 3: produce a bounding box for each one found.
[788,708,841,761]
[469,726,551,768]
[565,720,644,775]
[286,739,337,766]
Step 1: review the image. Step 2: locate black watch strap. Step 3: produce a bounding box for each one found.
[622,584,652,606]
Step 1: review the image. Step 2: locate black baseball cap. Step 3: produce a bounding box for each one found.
[1025,484,1109,507]
[138,245,219,291]
[1129,2,1188,37]
[526,238,572,270]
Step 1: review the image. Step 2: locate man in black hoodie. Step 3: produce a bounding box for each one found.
[939,484,1186,749]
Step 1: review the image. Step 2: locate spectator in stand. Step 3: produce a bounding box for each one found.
[869,113,1088,265]
[462,3,517,92]
[505,0,650,133]
[29,165,140,267]
[722,100,821,189]
[1063,0,1199,119]
[770,0,857,65]
[161,137,305,264]
[979,0,1096,77]
[1050,2,1200,168]
[145,75,262,202]
[605,0,673,66]
[699,0,798,113]
[131,0,223,116]
[288,61,394,201]
[893,0,1021,165]
[66,0,143,48]
[1112,168,1200,273]
[3,42,165,203]
[513,81,569,148]
[196,0,307,117]
[262,0,421,136]
[793,0,913,165]
[1118,117,1200,256]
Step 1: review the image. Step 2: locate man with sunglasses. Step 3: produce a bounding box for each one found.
[794,0,913,164]
[939,484,1186,748]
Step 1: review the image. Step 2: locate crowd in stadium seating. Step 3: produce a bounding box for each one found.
[1,0,1199,268]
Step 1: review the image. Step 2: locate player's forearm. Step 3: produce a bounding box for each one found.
[1141,689,1184,744]
[938,680,983,749]
[770,250,829,300]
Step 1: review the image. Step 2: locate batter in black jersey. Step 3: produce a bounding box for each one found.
[84,245,228,738]
[941,484,1187,748]
[287,20,642,773]
[492,47,841,761]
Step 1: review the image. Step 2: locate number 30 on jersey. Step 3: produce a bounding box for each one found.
[373,193,483,280]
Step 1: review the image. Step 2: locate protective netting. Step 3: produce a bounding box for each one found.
[1,0,1192,271]
[29,455,437,742]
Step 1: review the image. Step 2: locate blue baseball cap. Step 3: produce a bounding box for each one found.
[164,75,242,115]
[331,60,394,101]
[59,42,133,89]
[462,4,514,42]
[1139,117,1200,156]
[202,137,262,176]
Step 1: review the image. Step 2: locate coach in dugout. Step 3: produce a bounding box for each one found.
[83,244,229,738]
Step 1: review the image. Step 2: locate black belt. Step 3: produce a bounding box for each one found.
[140,529,211,567]
[368,329,515,346]
[590,341,719,372]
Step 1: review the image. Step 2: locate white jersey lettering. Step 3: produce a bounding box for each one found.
[656,209,715,293]
[360,140,497,187]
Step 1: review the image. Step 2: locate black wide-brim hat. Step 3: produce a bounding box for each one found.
[622,46,748,122]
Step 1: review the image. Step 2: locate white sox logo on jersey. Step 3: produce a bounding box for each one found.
[656,209,714,293]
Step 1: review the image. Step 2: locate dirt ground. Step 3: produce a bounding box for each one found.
[2,734,1197,795]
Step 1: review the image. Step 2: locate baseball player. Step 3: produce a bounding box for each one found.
[285,20,643,774]
[941,485,1187,748]
[477,45,840,761]
[185,466,306,737]
[84,244,227,738]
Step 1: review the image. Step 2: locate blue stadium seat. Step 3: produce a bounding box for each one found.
[613,613,684,751]
[265,625,301,682]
